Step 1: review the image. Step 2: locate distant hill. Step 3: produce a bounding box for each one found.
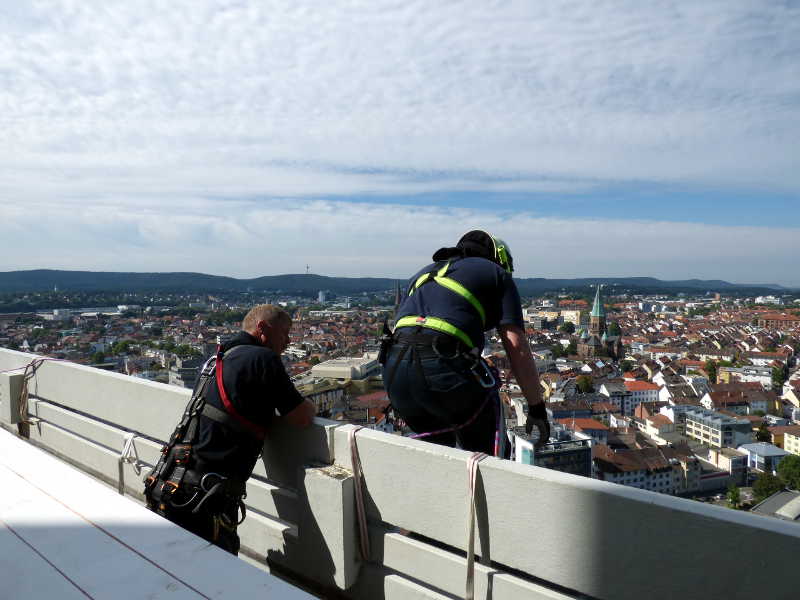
[0,269,788,296]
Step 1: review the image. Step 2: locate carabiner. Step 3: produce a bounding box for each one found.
[470,358,496,389]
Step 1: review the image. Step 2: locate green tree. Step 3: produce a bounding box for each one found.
[726,483,741,509]
[90,351,106,364]
[777,454,800,490]
[576,375,594,394]
[559,321,576,334]
[756,422,771,442]
[566,340,577,355]
[772,365,788,390]
[111,340,135,355]
[753,472,784,502]
[704,359,718,384]
[620,359,633,373]
[175,344,200,358]
[607,322,622,336]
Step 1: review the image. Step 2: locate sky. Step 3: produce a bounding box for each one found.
[1,1,799,286]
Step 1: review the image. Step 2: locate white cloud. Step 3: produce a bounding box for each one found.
[0,0,798,202]
[1,199,797,286]
[0,2,798,284]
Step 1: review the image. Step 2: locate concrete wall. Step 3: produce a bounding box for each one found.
[1,348,798,600]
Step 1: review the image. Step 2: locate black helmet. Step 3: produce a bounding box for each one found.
[432,230,514,273]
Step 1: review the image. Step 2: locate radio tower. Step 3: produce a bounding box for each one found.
[305,264,311,275]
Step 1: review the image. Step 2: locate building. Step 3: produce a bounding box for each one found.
[622,380,661,415]
[310,354,380,381]
[512,425,593,478]
[592,445,685,495]
[293,376,346,416]
[785,430,800,456]
[751,490,800,524]
[556,417,610,445]
[683,407,753,449]
[767,425,800,450]
[717,365,773,389]
[168,356,202,388]
[598,380,632,413]
[706,447,748,486]
[756,313,800,329]
[577,285,623,360]
[737,442,790,474]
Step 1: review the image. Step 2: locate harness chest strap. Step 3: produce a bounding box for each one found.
[396,261,487,349]
[214,344,267,441]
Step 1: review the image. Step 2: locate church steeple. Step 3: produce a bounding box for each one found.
[589,284,606,337]
[591,284,606,318]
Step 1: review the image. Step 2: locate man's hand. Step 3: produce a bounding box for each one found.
[283,399,316,428]
[525,401,550,449]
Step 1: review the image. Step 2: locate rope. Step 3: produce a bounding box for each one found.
[17,358,48,425]
[466,452,487,600]
[117,432,143,494]
[408,391,493,443]
[349,426,370,562]
[0,356,68,376]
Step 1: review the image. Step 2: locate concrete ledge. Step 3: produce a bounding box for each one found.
[333,424,800,600]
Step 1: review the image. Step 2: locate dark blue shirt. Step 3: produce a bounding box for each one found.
[193,332,304,480]
[396,257,524,350]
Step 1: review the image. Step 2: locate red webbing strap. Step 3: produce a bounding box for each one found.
[215,344,267,440]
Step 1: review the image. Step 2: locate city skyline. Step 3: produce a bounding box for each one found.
[2,2,798,284]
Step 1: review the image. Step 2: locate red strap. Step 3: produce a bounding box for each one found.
[215,345,267,440]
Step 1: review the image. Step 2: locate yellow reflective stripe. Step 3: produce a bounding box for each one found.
[409,272,431,296]
[394,315,475,349]
[433,276,486,325]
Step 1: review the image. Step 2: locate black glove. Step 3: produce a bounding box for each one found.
[525,401,550,449]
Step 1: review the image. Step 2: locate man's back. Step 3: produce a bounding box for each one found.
[193,331,304,480]
[396,256,523,351]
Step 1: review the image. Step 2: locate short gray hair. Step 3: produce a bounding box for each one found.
[242,304,291,333]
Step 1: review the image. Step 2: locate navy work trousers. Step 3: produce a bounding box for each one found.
[382,343,496,454]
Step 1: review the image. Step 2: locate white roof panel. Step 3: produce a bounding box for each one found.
[0,428,312,599]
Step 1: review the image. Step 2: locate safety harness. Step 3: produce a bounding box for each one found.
[394,260,484,349]
[381,260,503,450]
[144,343,266,529]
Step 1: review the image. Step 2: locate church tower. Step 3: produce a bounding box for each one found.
[589,284,606,337]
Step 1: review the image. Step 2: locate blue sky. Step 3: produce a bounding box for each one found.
[1,1,798,285]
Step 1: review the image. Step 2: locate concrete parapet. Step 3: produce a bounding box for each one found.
[1,348,798,600]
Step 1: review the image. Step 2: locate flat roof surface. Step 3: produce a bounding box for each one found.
[0,428,312,599]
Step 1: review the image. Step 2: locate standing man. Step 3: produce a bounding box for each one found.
[381,230,549,455]
[145,304,316,554]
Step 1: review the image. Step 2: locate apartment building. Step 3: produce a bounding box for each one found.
[683,407,753,449]
[784,430,800,456]
[622,380,660,415]
[592,444,686,495]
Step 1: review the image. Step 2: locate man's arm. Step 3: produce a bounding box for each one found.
[498,323,550,447]
[282,398,316,428]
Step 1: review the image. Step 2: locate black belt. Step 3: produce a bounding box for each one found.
[391,331,469,358]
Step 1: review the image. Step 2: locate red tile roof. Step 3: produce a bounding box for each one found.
[624,381,660,392]
[557,418,610,431]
